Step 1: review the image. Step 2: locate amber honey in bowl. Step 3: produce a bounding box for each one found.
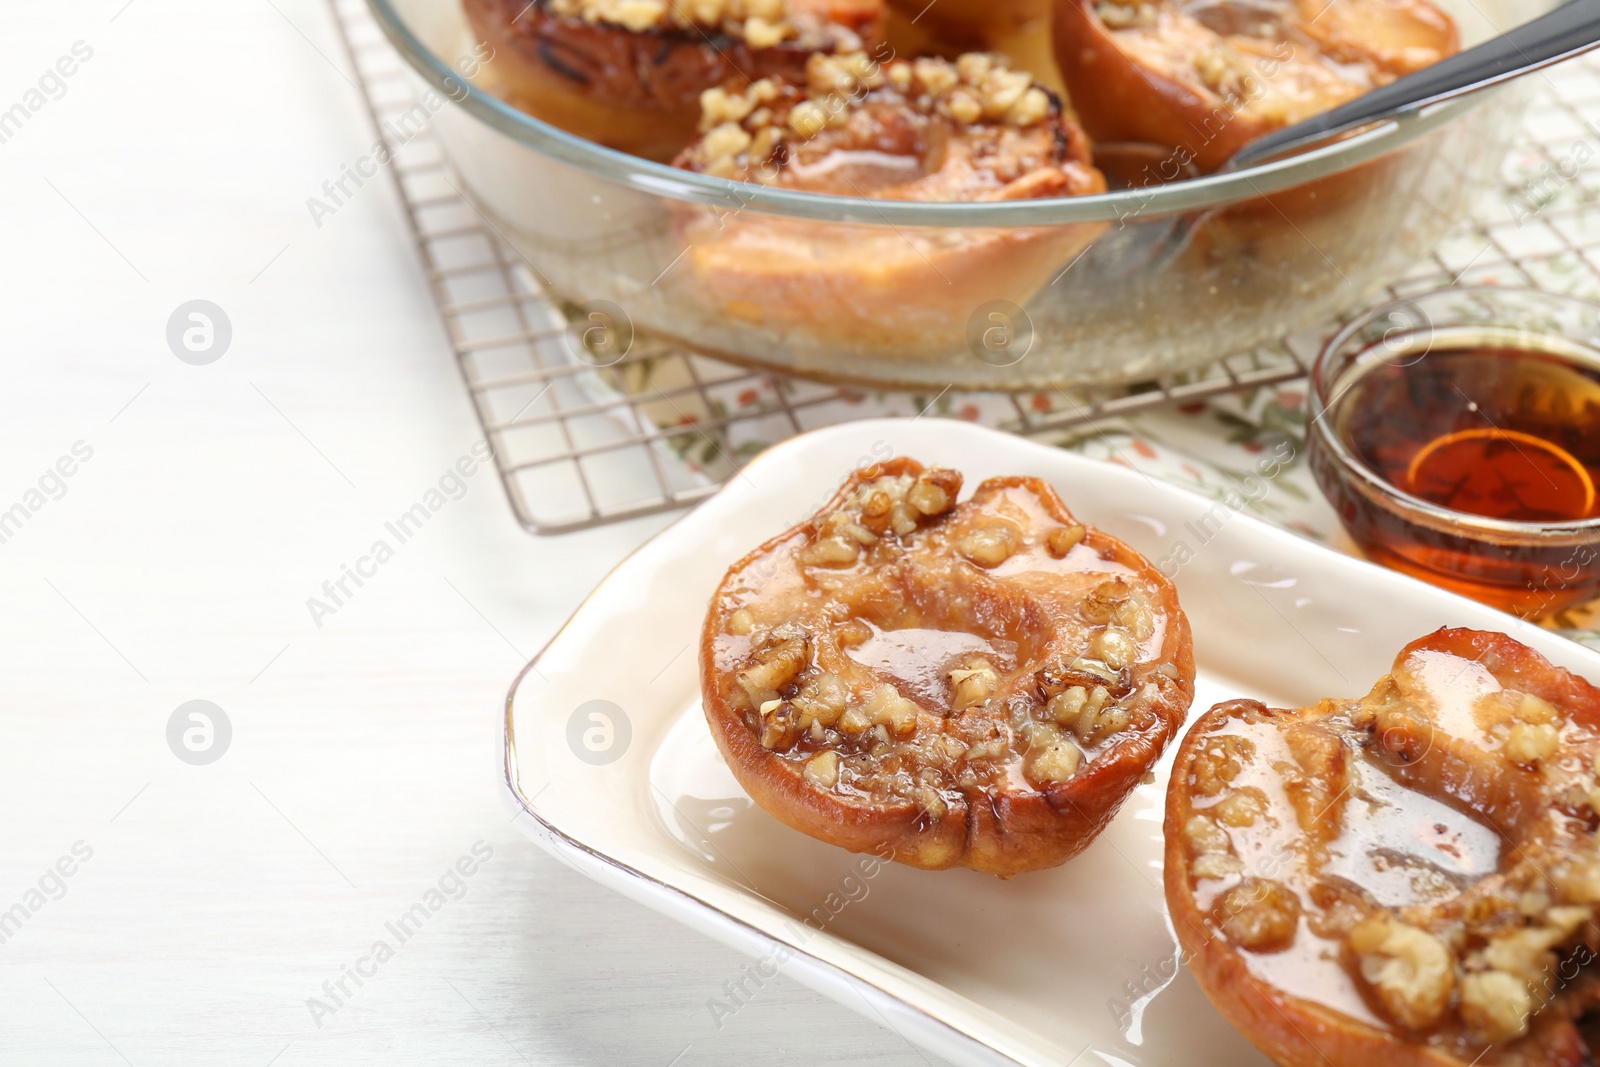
[1341,342,1600,524]
[1310,290,1600,619]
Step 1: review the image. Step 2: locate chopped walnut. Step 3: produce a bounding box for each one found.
[835,620,871,648]
[1189,734,1253,797]
[1458,970,1532,1044]
[846,471,956,538]
[1192,852,1244,880]
[760,700,800,750]
[742,15,786,46]
[726,608,755,635]
[957,525,1018,568]
[803,750,840,787]
[1509,689,1559,724]
[798,534,860,567]
[1117,593,1156,642]
[549,0,799,42]
[1025,728,1082,784]
[793,672,847,727]
[839,703,872,735]
[945,89,981,125]
[701,121,752,161]
[1048,684,1129,743]
[1048,684,1101,729]
[1081,578,1132,624]
[1214,878,1301,953]
[1070,657,1120,686]
[1549,905,1592,935]
[858,490,892,533]
[1186,809,1245,880]
[907,469,960,517]
[1482,925,1565,984]
[864,684,918,737]
[915,783,948,818]
[788,99,830,138]
[949,658,1000,710]
[1307,880,1370,940]
[1348,916,1454,1030]
[1282,722,1347,840]
[913,57,957,95]
[1210,787,1266,828]
[1184,813,1231,856]
[1095,628,1138,671]
[962,719,1008,760]
[1194,42,1254,100]
[1557,854,1600,904]
[1505,721,1559,765]
[1095,0,1157,27]
[1046,524,1086,557]
[700,86,755,129]
[738,624,809,703]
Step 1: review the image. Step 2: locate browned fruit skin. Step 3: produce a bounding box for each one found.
[1165,628,1600,1067]
[700,457,1194,876]
[463,0,883,160]
[1051,0,1458,173]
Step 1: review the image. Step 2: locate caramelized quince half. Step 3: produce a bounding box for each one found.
[701,457,1194,876]
[1167,628,1600,1066]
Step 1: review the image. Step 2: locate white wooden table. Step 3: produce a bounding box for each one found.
[0,2,939,1062]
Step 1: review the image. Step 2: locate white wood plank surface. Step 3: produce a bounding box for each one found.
[0,3,944,1063]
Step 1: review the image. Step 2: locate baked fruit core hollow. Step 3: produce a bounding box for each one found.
[700,457,1194,876]
[1166,628,1600,1067]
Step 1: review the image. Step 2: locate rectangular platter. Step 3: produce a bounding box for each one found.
[504,418,1600,1067]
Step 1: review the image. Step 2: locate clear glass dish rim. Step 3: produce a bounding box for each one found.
[367,0,1501,227]
[1309,285,1600,540]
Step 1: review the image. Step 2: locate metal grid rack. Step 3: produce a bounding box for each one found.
[330,0,1600,534]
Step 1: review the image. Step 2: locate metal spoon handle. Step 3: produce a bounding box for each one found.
[1227,0,1600,170]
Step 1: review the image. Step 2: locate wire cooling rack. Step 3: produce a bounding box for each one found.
[331,0,1600,534]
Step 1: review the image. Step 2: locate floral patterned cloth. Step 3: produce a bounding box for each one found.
[590,349,1599,648]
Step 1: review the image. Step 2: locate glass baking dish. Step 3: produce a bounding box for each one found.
[370,0,1547,390]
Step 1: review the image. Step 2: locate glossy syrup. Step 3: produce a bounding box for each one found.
[1340,346,1600,523]
[1314,338,1600,617]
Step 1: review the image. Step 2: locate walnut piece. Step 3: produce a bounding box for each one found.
[1458,970,1532,1044]
[957,525,1018,568]
[1348,916,1454,1030]
[1214,878,1301,953]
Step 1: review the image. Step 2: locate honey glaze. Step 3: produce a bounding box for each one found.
[1322,758,1504,913]
[1340,346,1600,523]
[847,624,1018,711]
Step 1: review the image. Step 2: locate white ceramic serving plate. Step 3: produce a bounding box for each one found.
[504,419,1600,1067]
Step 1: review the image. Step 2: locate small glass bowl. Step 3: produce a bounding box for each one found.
[1307,287,1600,619]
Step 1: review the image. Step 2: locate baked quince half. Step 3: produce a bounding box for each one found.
[1052,0,1458,172]
[670,52,1107,350]
[1167,628,1600,1066]
[700,457,1194,876]
[464,0,883,160]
